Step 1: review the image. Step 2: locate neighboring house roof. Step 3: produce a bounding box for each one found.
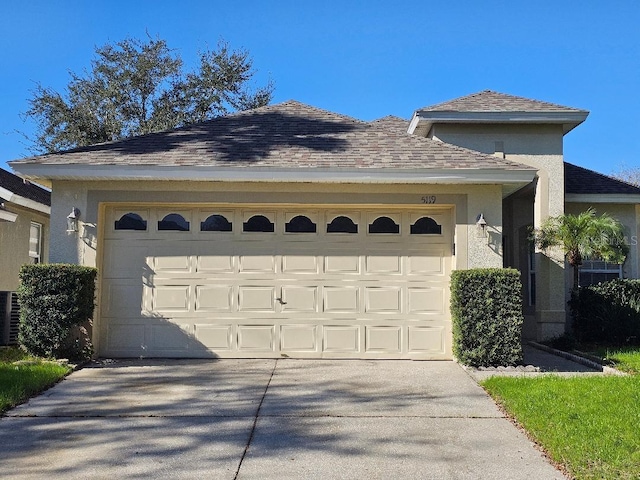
[410,90,589,136]
[565,162,640,195]
[11,101,536,188]
[0,167,51,207]
[419,90,586,113]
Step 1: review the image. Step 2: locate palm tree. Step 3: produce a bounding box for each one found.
[534,208,629,290]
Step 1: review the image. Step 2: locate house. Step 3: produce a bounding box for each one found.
[0,168,50,345]
[9,90,640,359]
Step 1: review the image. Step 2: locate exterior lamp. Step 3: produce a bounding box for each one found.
[476,213,487,237]
[67,207,80,234]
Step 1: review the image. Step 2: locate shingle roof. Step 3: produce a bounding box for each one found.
[369,116,410,135]
[0,168,51,206]
[12,101,533,172]
[565,162,640,195]
[421,90,587,113]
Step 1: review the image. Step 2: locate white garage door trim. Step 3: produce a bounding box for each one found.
[98,204,453,359]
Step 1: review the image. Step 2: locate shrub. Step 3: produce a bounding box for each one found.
[570,279,640,344]
[18,264,97,359]
[450,268,524,366]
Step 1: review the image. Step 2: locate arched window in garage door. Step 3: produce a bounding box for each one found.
[368,216,400,234]
[285,215,317,233]
[410,216,442,235]
[158,213,190,231]
[201,214,233,232]
[243,215,275,233]
[327,215,358,234]
[115,212,147,231]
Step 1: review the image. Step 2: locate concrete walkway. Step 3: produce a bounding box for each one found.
[0,359,567,479]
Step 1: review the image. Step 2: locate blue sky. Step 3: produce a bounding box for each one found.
[1,1,639,175]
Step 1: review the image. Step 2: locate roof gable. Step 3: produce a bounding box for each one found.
[420,90,587,113]
[565,162,640,195]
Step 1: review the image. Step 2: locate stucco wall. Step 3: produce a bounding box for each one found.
[430,123,567,339]
[49,180,505,273]
[0,203,49,291]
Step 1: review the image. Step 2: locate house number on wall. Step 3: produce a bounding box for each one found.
[421,195,437,204]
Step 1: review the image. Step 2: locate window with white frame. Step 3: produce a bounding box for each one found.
[579,259,623,287]
[29,222,42,264]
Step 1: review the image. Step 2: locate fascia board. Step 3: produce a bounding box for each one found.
[12,164,537,186]
[0,209,18,222]
[414,110,589,134]
[0,186,50,215]
[565,193,640,204]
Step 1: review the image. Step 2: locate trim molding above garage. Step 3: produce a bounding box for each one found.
[14,164,536,187]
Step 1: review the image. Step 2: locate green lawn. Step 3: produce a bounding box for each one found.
[594,346,640,375]
[482,371,640,479]
[0,347,71,413]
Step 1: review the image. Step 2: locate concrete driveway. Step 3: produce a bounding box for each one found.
[0,359,565,479]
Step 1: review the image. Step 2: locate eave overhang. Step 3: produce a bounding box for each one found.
[0,186,50,215]
[11,163,536,189]
[565,193,640,205]
[408,110,589,137]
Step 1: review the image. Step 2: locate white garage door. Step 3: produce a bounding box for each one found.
[100,206,453,359]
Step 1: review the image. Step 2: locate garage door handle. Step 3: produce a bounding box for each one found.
[276,297,287,305]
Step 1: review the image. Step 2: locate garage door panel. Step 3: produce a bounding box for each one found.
[282,255,319,273]
[366,326,402,353]
[103,280,144,316]
[408,326,446,354]
[408,251,446,275]
[365,255,402,274]
[324,326,360,353]
[325,254,360,274]
[238,325,275,351]
[365,287,402,313]
[408,287,446,314]
[238,287,276,311]
[323,287,360,313]
[239,255,276,273]
[152,285,191,312]
[151,323,192,350]
[196,255,234,273]
[195,285,233,311]
[280,325,319,352]
[194,324,233,349]
[103,243,148,278]
[101,206,452,359]
[281,286,317,312]
[153,254,192,273]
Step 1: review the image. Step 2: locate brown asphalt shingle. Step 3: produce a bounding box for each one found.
[12,101,534,172]
[420,90,587,113]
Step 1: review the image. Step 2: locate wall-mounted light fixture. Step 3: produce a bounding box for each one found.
[67,207,80,234]
[476,213,487,237]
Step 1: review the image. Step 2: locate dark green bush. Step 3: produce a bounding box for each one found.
[18,264,97,359]
[570,279,640,344]
[450,268,524,367]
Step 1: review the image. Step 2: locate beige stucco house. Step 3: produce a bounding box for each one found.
[9,90,640,359]
[0,168,50,345]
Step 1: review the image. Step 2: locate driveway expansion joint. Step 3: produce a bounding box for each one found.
[233,358,278,480]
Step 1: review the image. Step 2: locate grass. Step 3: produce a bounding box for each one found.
[0,347,71,414]
[482,374,640,480]
[584,346,640,375]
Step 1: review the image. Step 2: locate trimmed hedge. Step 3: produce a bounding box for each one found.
[18,264,97,359]
[450,268,524,367]
[570,279,640,344]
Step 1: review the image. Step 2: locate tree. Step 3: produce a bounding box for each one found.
[24,36,273,153]
[612,166,640,187]
[533,208,628,291]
